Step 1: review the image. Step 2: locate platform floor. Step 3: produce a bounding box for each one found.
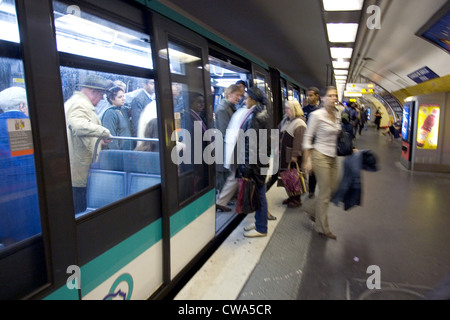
[174,126,450,300]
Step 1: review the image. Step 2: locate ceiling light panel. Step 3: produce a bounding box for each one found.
[333,61,350,69]
[330,47,353,59]
[327,23,358,43]
[323,0,364,11]
[334,69,349,75]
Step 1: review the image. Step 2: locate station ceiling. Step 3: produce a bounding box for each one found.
[158,0,450,94]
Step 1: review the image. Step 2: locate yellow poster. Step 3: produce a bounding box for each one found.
[416,105,440,149]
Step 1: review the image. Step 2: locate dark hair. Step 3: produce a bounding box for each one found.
[235,80,247,87]
[307,87,320,95]
[106,86,124,104]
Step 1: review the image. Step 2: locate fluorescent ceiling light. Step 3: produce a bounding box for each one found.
[330,47,353,59]
[335,75,348,80]
[333,61,350,69]
[327,23,358,43]
[334,69,349,75]
[323,0,364,11]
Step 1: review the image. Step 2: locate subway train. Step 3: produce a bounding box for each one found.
[0,0,449,300]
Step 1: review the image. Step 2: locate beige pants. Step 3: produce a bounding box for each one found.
[216,165,238,207]
[311,150,338,234]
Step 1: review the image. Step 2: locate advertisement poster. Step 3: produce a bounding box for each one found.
[402,103,411,141]
[416,105,440,149]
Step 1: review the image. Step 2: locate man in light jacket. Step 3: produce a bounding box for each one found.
[65,75,113,214]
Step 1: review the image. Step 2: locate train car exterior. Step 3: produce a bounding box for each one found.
[0,0,305,300]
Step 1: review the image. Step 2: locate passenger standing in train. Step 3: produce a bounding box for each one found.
[101,85,133,150]
[302,86,341,240]
[135,117,159,152]
[239,87,271,238]
[214,84,241,203]
[235,80,247,110]
[278,100,307,208]
[215,98,256,213]
[302,87,320,199]
[96,80,126,120]
[65,75,113,214]
[130,79,155,137]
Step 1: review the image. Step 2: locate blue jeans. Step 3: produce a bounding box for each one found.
[254,184,268,233]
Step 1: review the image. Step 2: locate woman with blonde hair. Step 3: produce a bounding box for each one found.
[278,100,307,207]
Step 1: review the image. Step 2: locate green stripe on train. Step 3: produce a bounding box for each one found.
[44,189,215,299]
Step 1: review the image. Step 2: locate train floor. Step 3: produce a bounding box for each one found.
[174,125,450,300]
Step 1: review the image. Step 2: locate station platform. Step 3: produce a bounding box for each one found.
[174,126,450,300]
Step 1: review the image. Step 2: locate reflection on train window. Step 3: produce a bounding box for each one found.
[168,40,209,203]
[0,57,42,249]
[53,1,153,69]
[209,56,249,112]
[60,67,161,217]
[0,0,20,43]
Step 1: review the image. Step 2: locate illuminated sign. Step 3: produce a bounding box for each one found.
[345,83,375,95]
[416,105,440,149]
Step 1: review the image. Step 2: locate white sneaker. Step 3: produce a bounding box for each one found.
[244,229,267,238]
[243,223,256,232]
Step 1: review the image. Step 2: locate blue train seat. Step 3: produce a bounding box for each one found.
[128,173,161,194]
[91,149,124,171]
[122,151,160,175]
[86,169,127,210]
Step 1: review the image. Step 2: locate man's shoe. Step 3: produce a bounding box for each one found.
[244,229,267,238]
[243,223,256,231]
[216,204,231,212]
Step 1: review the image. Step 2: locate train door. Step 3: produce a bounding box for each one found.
[152,13,216,283]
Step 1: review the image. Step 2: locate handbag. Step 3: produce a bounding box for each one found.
[337,129,353,156]
[236,177,260,214]
[279,161,304,197]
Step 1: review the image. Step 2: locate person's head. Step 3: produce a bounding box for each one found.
[235,80,246,95]
[143,79,155,95]
[80,75,113,106]
[0,87,28,116]
[113,80,126,92]
[285,100,304,120]
[189,92,205,113]
[245,87,267,108]
[321,86,338,109]
[224,84,242,105]
[106,86,125,107]
[306,87,320,105]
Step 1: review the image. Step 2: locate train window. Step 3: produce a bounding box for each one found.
[53,1,153,69]
[52,1,160,216]
[168,39,209,203]
[0,0,20,43]
[60,67,161,217]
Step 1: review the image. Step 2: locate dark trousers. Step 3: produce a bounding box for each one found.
[73,187,87,214]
